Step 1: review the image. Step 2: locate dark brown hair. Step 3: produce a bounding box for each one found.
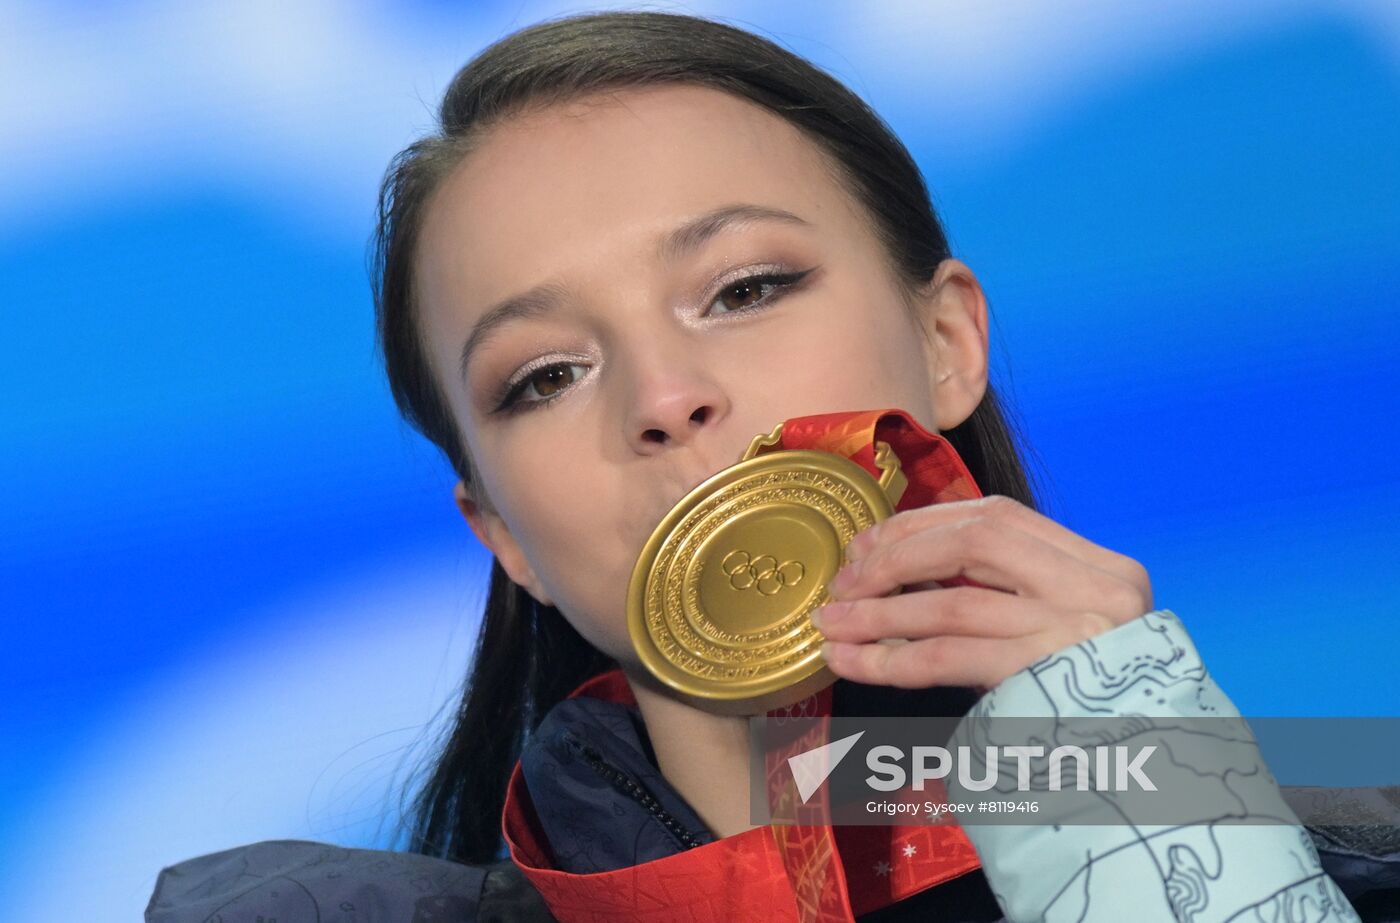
[371,9,1047,864]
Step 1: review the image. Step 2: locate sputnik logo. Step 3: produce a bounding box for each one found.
[788,731,865,803]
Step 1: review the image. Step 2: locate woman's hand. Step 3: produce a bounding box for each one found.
[811,494,1154,695]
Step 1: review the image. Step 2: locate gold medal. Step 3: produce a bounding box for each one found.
[626,422,908,715]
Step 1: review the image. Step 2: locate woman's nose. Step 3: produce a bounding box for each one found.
[622,354,730,454]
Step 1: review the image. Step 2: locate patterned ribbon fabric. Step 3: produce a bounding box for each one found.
[503,408,988,923]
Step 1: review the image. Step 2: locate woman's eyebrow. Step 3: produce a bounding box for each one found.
[457,203,811,383]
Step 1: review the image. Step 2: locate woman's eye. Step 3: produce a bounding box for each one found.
[496,362,588,414]
[708,268,813,316]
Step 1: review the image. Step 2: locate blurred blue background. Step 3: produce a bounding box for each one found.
[3,1,1397,917]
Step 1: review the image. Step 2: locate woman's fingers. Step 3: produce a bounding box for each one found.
[812,586,1045,644]
[829,514,1149,625]
[820,616,1113,690]
[846,495,1152,604]
[813,493,1154,691]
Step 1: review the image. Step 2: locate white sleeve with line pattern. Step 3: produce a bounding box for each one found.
[949,608,1362,923]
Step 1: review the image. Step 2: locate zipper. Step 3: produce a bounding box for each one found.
[562,731,707,851]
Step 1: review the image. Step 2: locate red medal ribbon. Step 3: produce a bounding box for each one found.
[503,409,986,922]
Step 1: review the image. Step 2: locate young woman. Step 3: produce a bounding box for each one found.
[147,11,1399,922]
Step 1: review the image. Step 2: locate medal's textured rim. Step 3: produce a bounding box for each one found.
[626,448,895,713]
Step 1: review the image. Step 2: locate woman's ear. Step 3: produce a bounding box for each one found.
[916,258,990,431]
[452,480,556,607]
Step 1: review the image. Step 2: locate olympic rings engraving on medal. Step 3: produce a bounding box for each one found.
[720,550,806,595]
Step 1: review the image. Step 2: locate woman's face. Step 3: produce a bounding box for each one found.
[415,84,989,666]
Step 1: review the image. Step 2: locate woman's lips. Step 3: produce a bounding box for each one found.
[637,462,736,555]
[635,427,777,559]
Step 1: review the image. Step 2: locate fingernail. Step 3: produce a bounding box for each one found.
[850,522,884,559]
[820,640,848,667]
[822,601,850,622]
[827,563,859,598]
[810,602,848,633]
